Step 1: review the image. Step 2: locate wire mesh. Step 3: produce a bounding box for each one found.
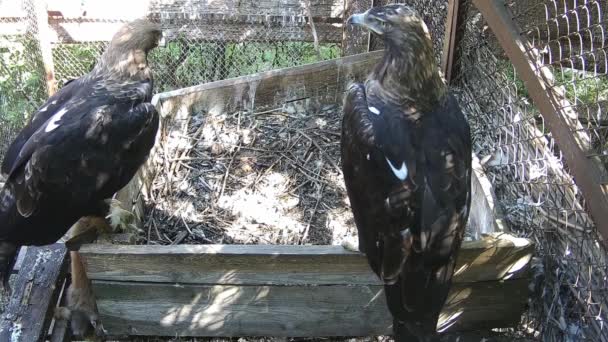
[0,0,343,158]
[452,1,608,340]
[2,0,608,339]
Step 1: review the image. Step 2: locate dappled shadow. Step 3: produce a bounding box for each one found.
[138,97,356,248]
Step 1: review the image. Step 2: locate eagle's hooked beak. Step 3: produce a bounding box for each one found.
[347,11,385,35]
[347,13,367,26]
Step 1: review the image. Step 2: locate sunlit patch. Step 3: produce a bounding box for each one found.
[504,254,533,277]
[453,263,469,277]
[437,309,464,332]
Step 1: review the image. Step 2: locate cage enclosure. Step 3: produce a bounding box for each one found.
[5,0,608,341]
[74,51,534,339]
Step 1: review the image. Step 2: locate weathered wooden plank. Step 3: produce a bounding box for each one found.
[467,153,507,239]
[0,244,68,342]
[91,277,528,337]
[153,51,383,121]
[80,233,533,285]
[473,0,608,243]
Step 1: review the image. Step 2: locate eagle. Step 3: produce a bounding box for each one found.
[341,5,472,341]
[0,18,163,333]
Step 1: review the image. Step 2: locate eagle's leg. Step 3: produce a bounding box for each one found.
[60,251,106,341]
[104,199,141,235]
[64,217,114,251]
[0,242,17,293]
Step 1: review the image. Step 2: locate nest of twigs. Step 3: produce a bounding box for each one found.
[141,102,356,247]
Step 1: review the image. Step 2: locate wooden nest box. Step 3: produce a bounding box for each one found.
[1,52,534,340]
[80,52,534,338]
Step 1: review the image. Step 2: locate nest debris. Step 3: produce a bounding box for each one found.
[141,102,356,248]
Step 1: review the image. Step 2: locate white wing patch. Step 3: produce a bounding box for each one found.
[368,106,380,115]
[39,105,48,112]
[45,107,69,132]
[385,157,408,180]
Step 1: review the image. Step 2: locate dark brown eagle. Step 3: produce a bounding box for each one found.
[0,18,163,335]
[341,5,472,341]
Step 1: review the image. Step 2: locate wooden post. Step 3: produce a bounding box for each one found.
[342,0,372,56]
[0,244,69,342]
[441,0,460,83]
[472,0,608,243]
[30,0,57,96]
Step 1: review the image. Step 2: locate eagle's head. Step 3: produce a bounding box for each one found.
[347,5,443,108]
[97,19,165,80]
[109,19,164,53]
[347,4,431,47]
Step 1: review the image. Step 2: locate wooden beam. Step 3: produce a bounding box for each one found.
[0,244,68,342]
[473,0,608,243]
[441,0,460,82]
[468,153,508,239]
[153,51,383,120]
[30,0,56,96]
[79,234,532,337]
[80,233,533,285]
[90,278,529,337]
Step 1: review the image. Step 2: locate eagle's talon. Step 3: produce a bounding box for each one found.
[341,236,360,252]
[105,199,139,234]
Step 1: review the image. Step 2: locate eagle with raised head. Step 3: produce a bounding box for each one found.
[341,5,472,341]
[0,19,162,295]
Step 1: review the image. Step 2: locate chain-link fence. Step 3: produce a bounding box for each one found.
[0,0,48,160]
[0,0,344,160]
[450,0,608,340]
[3,0,608,340]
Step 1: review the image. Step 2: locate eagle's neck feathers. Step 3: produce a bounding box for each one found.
[93,46,152,82]
[368,30,446,112]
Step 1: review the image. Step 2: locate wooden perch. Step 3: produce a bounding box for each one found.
[79,233,534,337]
[0,244,68,342]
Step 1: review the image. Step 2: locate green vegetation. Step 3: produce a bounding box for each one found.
[553,68,608,105]
[498,58,608,106]
[0,37,47,125]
